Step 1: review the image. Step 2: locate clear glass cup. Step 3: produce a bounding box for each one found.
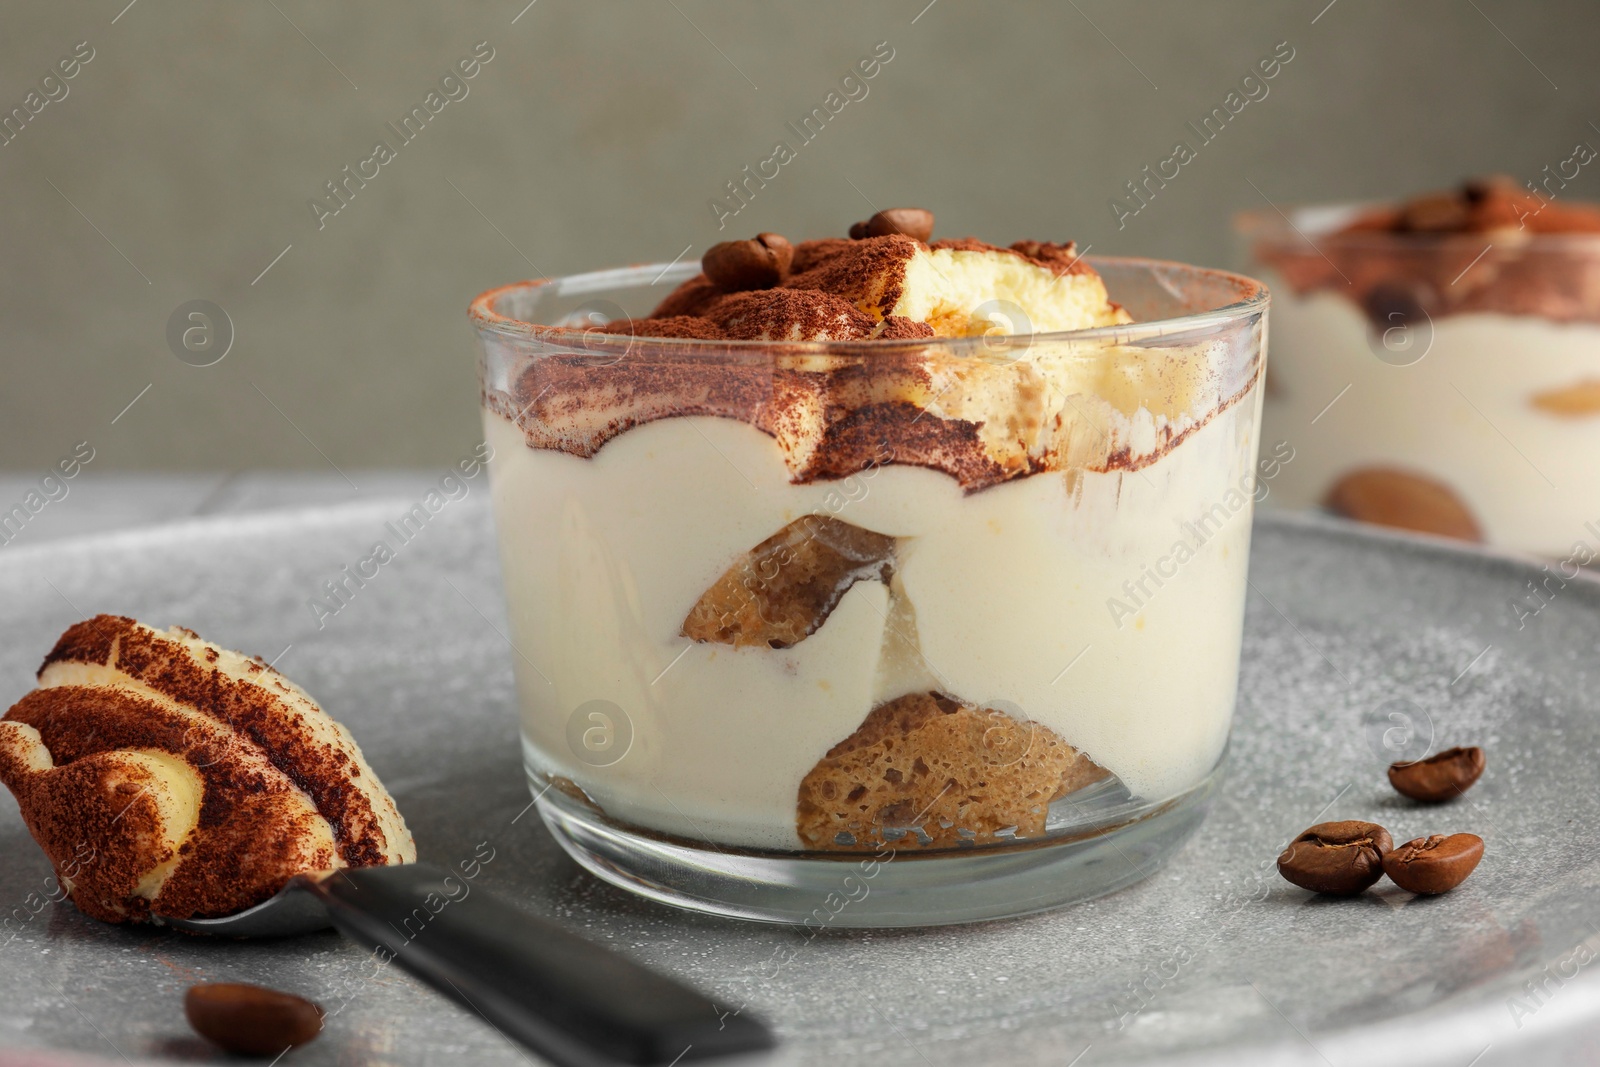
[1240,205,1600,557]
[470,258,1269,926]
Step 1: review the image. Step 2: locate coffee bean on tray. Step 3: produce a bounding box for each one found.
[1388,746,1485,803]
[1277,820,1393,895]
[185,982,324,1057]
[1382,833,1484,894]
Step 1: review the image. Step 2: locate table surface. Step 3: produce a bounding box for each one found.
[0,472,447,548]
[0,475,1598,1067]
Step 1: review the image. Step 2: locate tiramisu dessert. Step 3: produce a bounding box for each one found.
[0,615,414,923]
[1246,176,1600,553]
[474,209,1267,854]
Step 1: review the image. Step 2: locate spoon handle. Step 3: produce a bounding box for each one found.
[313,863,774,1067]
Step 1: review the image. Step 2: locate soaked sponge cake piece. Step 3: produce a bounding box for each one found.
[796,691,1108,850]
[682,515,896,649]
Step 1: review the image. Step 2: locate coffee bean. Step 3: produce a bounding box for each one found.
[1358,283,1428,333]
[848,220,872,240]
[864,207,934,242]
[185,982,323,1057]
[1463,174,1519,205]
[702,233,793,291]
[1277,820,1393,896]
[1388,746,1485,803]
[1383,833,1483,894]
[756,232,793,274]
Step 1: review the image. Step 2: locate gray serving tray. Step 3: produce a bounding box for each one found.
[1,501,1597,1067]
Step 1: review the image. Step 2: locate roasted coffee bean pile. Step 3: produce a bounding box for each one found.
[1277,745,1486,897]
[700,207,936,293]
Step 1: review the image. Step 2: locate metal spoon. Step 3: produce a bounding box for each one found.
[160,862,774,1067]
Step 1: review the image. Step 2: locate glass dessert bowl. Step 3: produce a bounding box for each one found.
[1241,177,1600,556]
[470,217,1269,925]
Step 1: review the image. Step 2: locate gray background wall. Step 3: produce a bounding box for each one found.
[3,0,1597,472]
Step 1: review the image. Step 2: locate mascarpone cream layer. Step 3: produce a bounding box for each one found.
[485,397,1257,849]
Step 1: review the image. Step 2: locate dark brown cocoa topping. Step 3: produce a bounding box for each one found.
[791,237,858,273]
[618,290,880,343]
[643,236,920,340]
[605,315,726,340]
[926,237,1096,279]
[854,207,934,242]
[1277,819,1393,896]
[643,232,1094,343]
[785,233,922,317]
[490,214,1238,488]
[36,616,395,869]
[1382,833,1483,894]
[1005,239,1095,277]
[705,288,875,341]
[646,235,921,338]
[494,354,769,460]
[1342,177,1600,236]
[702,233,794,291]
[926,236,1001,254]
[1388,746,1485,802]
[2,685,338,921]
[648,274,724,318]
[1258,177,1600,325]
[0,705,170,923]
[875,315,936,340]
[763,389,1010,488]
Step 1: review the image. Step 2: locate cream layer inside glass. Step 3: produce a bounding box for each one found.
[485,371,1258,849]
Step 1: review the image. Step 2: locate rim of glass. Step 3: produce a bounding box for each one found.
[467,254,1269,353]
[1235,201,1600,251]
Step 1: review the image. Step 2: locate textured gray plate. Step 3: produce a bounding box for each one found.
[1,501,1597,1067]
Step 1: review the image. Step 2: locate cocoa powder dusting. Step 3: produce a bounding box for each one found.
[484,213,1249,489]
